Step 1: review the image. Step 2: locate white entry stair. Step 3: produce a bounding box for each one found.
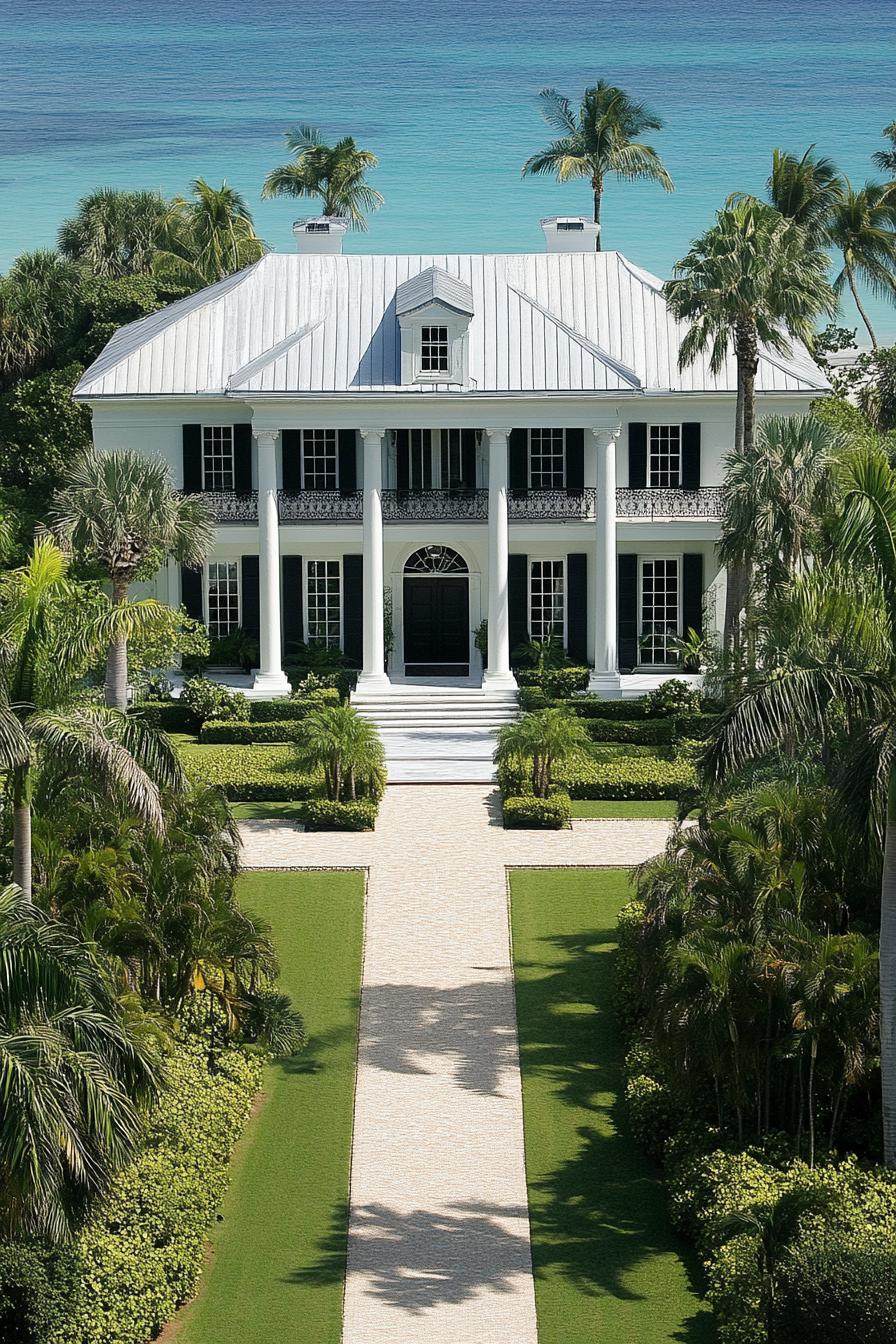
[352,683,519,783]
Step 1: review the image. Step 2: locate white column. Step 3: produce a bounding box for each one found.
[358,428,390,690]
[484,427,516,690]
[252,428,291,696]
[589,423,623,696]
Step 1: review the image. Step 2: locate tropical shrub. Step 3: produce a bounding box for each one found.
[199,719,305,745]
[774,1240,896,1342]
[180,677,249,726]
[517,685,549,712]
[502,793,571,829]
[204,626,258,672]
[250,693,338,721]
[293,704,385,802]
[516,663,590,699]
[552,751,697,799]
[0,1243,63,1344]
[132,699,199,734]
[565,695,649,720]
[180,744,317,800]
[641,678,703,717]
[495,709,592,798]
[302,799,377,831]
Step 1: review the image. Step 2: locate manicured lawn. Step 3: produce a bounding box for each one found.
[177,869,365,1344]
[510,868,713,1344]
[570,800,680,819]
[230,801,306,821]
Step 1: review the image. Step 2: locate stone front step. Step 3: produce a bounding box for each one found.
[352,684,520,737]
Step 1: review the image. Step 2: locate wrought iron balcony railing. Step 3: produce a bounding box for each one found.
[508,489,596,521]
[199,490,258,522]
[278,490,363,522]
[616,487,724,520]
[381,489,489,521]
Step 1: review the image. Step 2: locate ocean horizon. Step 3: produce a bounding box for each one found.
[2,0,894,342]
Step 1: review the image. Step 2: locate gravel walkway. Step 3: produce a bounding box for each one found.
[238,788,674,1344]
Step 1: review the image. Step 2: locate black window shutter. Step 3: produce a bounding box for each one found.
[282,556,303,654]
[509,429,528,492]
[628,423,647,488]
[681,423,701,490]
[396,429,410,491]
[180,565,204,621]
[565,428,584,492]
[508,553,529,655]
[566,552,587,662]
[338,430,357,493]
[182,424,203,492]
[461,429,477,489]
[618,554,639,670]
[233,424,253,493]
[682,553,704,636]
[281,429,302,492]
[240,555,260,640]
[342,554,363,667]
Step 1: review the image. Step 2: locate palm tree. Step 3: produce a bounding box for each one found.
[49,448,213,710]
[0,538,184,897]
[522,81,673,248]
[762,146,844,244]
[0,883,161,1242]
[827,182,896,348]
[293,703,385,801]
[57,188,169,278]
[0,250,82,386]
[872,121,896,196]
[664,201,836,650]
[494,707,590,797]
[153,178,267,289]
[261,126,383,231]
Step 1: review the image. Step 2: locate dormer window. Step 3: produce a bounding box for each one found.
[421,325,450,373]
[395,266,474,386]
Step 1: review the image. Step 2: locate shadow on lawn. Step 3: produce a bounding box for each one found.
[516,924,714,1343]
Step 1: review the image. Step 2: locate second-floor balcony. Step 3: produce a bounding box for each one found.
[201,485,724,525]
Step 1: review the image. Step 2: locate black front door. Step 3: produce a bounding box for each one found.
[403,576,470,676]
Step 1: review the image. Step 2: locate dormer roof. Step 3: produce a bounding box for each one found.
[394,265,475,318]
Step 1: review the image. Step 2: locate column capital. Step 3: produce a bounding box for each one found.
[591,422,622,447]
[253,427,280,449]
[486,426,513,440]
[359,427,386,443]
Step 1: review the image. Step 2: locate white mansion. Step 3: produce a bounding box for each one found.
[74,216,828,700]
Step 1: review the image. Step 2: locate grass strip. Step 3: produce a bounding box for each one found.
[569,800,679,819]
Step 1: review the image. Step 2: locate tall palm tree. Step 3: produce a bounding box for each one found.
[494,707,591,797]
[261,126,383,231]
[522,81,673,248]
[293,703,385,801]
[0,883,161,1242]
[827,182,896,348]
[664,201,836,649]
[57,188,169,278]
[0,539,184,897]
[153,178,267,289]
[762,146,844,244]
[872,121,896,196]
[0,250,82,386]
[50,449,214,710]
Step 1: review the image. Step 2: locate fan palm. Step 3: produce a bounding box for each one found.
[494,707,590,798]
[0,538,184,897]
[0,250,82,386]
[57,188,168,278]
[522,81,673,247]
[261,126,383,231]
[293,703,385,801]
[0,883,161,1242]
[153,178,267,288]
[827,182,896,348]
[50,448,213,709]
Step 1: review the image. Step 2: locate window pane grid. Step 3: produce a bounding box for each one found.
[649,425,681,488]
[207,561,239,638]
[301,429,337,490]
[641,558,678,664]
[440,428,464,489]
[203,426,234,491]
[421,326,449,373]
[529,429,565,489]
[530,559,565,643]
[307,560,341,647]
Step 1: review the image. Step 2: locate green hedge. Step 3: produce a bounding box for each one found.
[554,751,697,800]
[502,793,571,829]
[775,1242,896,1343]
[180,744,318,801]
[516,665,590,699]
[249,692,338,721]
[584,714,712,745]
[199,719,305,744]
[132,701,199,734]
[302,799,377,831]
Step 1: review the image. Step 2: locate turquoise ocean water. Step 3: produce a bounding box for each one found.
[2,0,895,339]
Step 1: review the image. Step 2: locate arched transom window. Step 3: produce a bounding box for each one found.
[404,545,468,575]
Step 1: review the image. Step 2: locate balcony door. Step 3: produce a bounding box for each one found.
[402,546,470,677]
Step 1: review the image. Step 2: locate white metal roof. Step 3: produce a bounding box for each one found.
[73,250,830,399]
[394,265,475,318]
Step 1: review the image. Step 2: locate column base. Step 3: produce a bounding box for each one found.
[587,670,623,698]
[483,669,518,694]
[354,671,392,694]
[250,668,293,698]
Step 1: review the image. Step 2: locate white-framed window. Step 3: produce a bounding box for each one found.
[530,559,566,644]
[301,429,338,490]
[529,429,566,489]
[306,559,342,647]
[420,325,450,373]
[407,429,433,490]
[202,426,234,491]
[648,425,682,488]
[206,561,240,638]
[639,557,679,664]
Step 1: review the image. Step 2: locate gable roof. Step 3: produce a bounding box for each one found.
[73,250,830,399]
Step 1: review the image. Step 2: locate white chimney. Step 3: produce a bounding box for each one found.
[292,216,349,255]
[540,216,600,253]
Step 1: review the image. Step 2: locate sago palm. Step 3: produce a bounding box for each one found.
[153,178,267,288]
[827,182,896,348]
[0,883,161,1242]
[57,187,169,278]
[50,448,213,709]
[494,707,590,798]
[294,703,385,801]
[522,80,673,247]
[261,125,383,231]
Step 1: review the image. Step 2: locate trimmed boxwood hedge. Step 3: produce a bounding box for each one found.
[503,793,571,829]
[584,714,712,745]
[180,744,318,800]
[302,799,377,831]
[132,701,199,734]
[554,751,697,800]
[199,719,305,745]
[249,691,339,720]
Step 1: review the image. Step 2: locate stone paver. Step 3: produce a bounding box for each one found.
[238,788,674,1344]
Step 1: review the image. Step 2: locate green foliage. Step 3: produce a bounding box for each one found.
[180,677,250,726]
[614,898,646,1033]
[565,695,651,720]
[552,751,697,799]
[179,744,317,801]
[302,799,377,831]
[292,703,385,803]
[516,662,590,699]
[584,715,705,745]
[0,1242,63,1343]
[0,363,92,511]
[495,707,592,798]
[774,1240,896,1342]
[624,1057,678,1161]
[202,626,258,673]
[200,718,305,744]
[642,678,703,717]
[261,125,383,230]
[252,691,339,721]
[502,793,571,829]
[131,699,198,734]
[517,685,549,712]
[116,607,209,694]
